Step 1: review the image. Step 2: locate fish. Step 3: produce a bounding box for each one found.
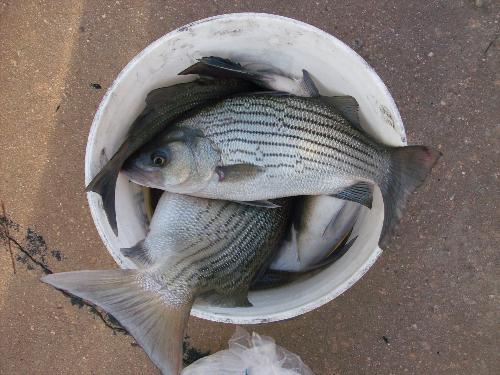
[85,77,260,235]
[42,192,291,375]
[123,91,441,245]
[269,196,362,272]
[86,56,317,235]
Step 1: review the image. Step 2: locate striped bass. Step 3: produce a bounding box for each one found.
[123,93,440,244]
[42,192,291,375]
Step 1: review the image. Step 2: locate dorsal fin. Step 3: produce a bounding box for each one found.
[300,69,320,97]
[320,95,361,129]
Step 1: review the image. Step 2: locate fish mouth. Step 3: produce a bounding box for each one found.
[121,163,164,189]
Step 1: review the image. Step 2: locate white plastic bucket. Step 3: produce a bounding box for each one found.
[85,13,406,324]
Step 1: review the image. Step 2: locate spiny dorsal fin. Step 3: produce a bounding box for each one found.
[300,69,320,97]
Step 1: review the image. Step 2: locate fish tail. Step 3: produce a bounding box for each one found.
[379,145,441,246]
[85,156,122,235]
[42,270,192,375]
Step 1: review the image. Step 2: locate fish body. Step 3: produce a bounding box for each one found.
[125,95,384,197]
[124,94,440,243]
[42,193,291,375]
[128,193,291,299]
[270,196,362,272]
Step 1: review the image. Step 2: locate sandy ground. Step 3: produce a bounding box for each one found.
[0,1,498,374]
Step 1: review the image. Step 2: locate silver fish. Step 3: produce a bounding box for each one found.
[42,192,291,375]
[124,93,440,245]
[270,196,362,272]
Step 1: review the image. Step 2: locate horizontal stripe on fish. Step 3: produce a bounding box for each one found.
[162,207,268,285]
[195,96,373,147]
[206,127,380,171]
[187,210,265,278]
[213,136,377,175]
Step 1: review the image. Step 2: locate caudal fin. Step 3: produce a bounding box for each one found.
[42,270,192,375]
[380,146,441,246]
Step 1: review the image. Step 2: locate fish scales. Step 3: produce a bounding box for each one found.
[193,97,384,173]
[146,195,288,297]
[201,95,376,155]
[172,95,390,199]
[164,209,255,284]
[185,207,273,289]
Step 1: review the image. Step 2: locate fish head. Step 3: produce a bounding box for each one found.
[123,127,219,193]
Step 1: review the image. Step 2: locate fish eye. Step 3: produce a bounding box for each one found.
[151,153,167,167]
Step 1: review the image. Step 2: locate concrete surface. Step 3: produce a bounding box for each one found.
[0,1,498,374]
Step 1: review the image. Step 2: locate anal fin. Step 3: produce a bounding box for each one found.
[330,182,373,208]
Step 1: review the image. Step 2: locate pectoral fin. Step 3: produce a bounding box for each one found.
[216,163,265,182]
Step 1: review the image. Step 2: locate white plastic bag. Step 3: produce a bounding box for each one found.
[182,327,314,375]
